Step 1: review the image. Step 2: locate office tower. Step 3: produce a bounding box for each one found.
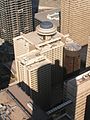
[16,51,51,109]
[0,0,33,44]
[66,71,90,120]
[61,0,89,46]
[64,38,81,78]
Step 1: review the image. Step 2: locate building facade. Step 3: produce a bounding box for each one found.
[61,0,90,46]
[66,71,90,120]
[64,38,81,78]
[16,52,52,109]
[0,0,33,44]
[13,21,64,77]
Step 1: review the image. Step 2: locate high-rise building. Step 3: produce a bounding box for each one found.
[65,70,90,120]
[14,21,64,65]
[61,0,90,46]
[13,21,65,108]
[0,0,33,44]
[16,51,52,109]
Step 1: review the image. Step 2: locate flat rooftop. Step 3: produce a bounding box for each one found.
[14,31,61,46]
[68,70,90,86]
[39,0,60,9]
[0,85,49,120]
[35,9,60,27]
[17,52,51,72]
[66,71,90,94]
[0,90,29,120]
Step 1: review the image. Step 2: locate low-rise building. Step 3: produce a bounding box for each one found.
[0,85,49,120]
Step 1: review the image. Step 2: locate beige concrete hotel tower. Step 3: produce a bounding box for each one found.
[13,21,64,108]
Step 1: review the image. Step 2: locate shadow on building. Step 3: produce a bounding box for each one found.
[63,45,90,120]
[51,60,64,107]
[84,95,90,120]
[80,45,88,71]
[5,84,49,120]
[32,0,39,14]
[18,59,64,111]
[0,41,14,90]
[32,0,39,30]
[64,76,77,120]
[66,72,90,120]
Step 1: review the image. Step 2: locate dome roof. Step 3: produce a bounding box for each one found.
[40,21,53,29]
